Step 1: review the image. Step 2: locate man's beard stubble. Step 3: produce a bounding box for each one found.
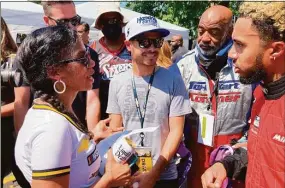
[198,34,228,57]
[239,54,267,84]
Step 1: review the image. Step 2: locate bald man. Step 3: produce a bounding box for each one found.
[176,5,256,188]
[170,35,188,62]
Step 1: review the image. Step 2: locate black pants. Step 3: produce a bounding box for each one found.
[154,179,179,188]
[1,117,30,188]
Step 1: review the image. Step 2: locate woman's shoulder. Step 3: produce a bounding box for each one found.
[24,105,73,133]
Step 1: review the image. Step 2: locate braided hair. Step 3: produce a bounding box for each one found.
[15,25,92,137]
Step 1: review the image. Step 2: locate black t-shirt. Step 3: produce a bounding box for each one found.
[72,47,100,126]
[14,46,100,127]
[1,59,16,132]
[1,58,16,107]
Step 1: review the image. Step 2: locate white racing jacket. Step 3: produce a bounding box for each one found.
[177,49,254,136]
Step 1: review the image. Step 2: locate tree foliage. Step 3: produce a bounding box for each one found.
[126,1,241,39]
[29,0,41,4]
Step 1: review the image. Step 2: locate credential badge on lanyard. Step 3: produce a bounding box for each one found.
[131,68,155,146]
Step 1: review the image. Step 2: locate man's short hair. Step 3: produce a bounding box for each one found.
[41,0,75,16]
[80,22,90,32]
[239,2,285,42]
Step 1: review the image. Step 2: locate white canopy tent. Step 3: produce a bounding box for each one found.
[2,1,190,48]
[76,2,190,48]
[1,1,45,39]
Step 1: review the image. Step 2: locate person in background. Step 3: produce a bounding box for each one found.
[157,41,172,69]
[176,5,255,188]
[170,34,188,63]
[15,25,131,188]
[1,16,30,188]
[90,3,132,120]
[77,21,90,45]
[14,0,101,133]
[202,2,285,188]
[108,15,191,188]
[15,33,27,47]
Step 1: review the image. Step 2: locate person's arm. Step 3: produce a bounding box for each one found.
[86,88,100,130]
[219,147,248,180]
[151,116,185,182]
[29,117,73,188]
[155,115,184,165]
[106,78,123,129]
[14,86,30,133]
[92,150,131,188]
[1,102,14,117]
[109,114,123,129]
[132,116,185,187]
[92,174,111,188]
[201,147,248,188]
[31,175,69,188]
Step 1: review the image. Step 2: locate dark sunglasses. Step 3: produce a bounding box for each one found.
[48,15,81,27]
[133,38,164,49]
[59,47,90,68]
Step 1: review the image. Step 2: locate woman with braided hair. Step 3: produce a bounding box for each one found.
[14,25,131,188]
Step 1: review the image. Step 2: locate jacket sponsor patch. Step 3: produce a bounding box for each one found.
[272,133,285,145]
[253,116,260,128]
[87,148,100,166]
[188,81,242,103]
[189,82,207,91]
[89,170,99,179]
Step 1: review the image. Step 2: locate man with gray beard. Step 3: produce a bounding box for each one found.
[176,5,256,188]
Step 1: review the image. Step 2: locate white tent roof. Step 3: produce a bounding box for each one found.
[1,2,45,39]
[76,2,190,48]
[2,1,190,48]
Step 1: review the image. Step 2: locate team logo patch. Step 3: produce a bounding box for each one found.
[89,170,99,180]
[87,148,100,166]
[253,116,260,128]
[272,133,285,146]
[217,81,241,103]
[188,81,242,103]
[137,16,158,26]
[189,82,208,103]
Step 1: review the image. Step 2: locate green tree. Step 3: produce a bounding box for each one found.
[126,1,241,39]
[29,0,41,4]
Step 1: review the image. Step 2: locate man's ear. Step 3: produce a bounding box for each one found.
[226,24,233,40]
[125,40,132,52]
[43,16,49,26]
[270,41,285,60]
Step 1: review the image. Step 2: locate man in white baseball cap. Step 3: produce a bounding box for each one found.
[90,3,131,120]
[108,15,191,188]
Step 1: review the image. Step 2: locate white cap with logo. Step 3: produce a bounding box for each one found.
[125,15,170,40]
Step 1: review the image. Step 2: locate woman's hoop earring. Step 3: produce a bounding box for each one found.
[53,80,66,94]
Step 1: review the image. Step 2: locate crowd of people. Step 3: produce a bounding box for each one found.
[1,1,284,188]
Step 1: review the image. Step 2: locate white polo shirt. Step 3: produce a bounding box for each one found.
[15,104,101,188]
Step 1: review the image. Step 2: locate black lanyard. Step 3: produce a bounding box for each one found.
[132,69,155,146]
[195,55,220,111]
